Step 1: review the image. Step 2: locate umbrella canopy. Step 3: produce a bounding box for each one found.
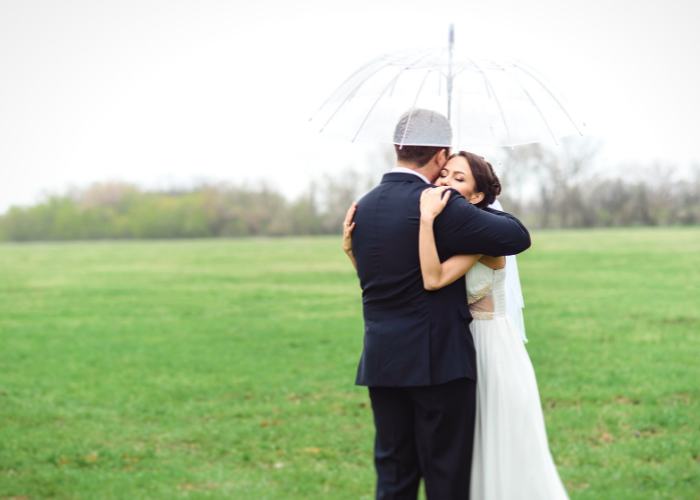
[310,27,584,148]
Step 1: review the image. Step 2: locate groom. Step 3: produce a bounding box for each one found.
[351,109,531,499]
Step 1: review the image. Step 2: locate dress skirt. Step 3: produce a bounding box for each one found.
[469,315,570,500]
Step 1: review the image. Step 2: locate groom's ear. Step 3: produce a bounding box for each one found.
[437,149,448,168]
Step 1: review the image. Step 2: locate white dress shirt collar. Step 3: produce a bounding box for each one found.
[391,166,431,184]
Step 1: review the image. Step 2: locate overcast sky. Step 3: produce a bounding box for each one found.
[1,0,699,212]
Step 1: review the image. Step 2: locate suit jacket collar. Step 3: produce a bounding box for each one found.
[381,172,435,185]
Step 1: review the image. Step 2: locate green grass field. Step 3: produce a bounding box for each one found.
[1,228,699,499]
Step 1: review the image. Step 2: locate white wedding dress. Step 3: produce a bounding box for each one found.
[466,261,569,500]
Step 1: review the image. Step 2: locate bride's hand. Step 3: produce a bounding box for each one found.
[342,202,357,256]
[420,187,451,221]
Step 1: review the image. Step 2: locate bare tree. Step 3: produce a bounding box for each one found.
[502,138,602,228]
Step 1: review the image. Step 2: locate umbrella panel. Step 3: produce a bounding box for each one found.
[311,48,583,148]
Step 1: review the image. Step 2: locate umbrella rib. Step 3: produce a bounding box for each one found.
[350,52,439,143]
[462,56,514,149]
[399,50,447,148]
[317,60,397,131]
[309,54,387,121]
[509,60,584,136]
[492,60,558,144]
[319,49,433,132]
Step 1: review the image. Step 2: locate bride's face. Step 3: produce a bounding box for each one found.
[436,156,483,204]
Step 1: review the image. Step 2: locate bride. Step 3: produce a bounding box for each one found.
[343,151,569,499]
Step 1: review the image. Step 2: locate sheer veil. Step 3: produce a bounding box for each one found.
[489,200,528,343]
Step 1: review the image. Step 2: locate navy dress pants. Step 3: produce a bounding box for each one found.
[368,377,477,500]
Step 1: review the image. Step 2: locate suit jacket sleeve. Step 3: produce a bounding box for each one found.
[433,189,531,257]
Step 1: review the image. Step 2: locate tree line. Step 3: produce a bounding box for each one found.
[1,141,698,241]
[0,169,372,242]
[498,140,700,228]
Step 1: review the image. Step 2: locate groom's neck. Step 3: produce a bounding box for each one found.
[397,160,438,183]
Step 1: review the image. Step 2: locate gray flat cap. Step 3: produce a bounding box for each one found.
[393,109,452,147]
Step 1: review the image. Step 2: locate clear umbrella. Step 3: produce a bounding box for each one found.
[310,25,584,148]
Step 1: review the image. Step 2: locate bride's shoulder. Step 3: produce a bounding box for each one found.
[478,255,506,270]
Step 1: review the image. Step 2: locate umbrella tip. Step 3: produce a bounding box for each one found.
[449,24,454,44]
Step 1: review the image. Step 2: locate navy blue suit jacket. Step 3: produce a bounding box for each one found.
[353,173,531,387]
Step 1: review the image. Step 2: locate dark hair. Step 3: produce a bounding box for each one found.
[450,151,501,208]
[394,145,451,167]
[393,109,452,167]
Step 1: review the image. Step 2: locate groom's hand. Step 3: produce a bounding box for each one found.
[342,202,357,256]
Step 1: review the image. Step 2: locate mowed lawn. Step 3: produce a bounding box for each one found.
[0,228,699,500]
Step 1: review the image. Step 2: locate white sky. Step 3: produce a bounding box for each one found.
[1,0,699,212]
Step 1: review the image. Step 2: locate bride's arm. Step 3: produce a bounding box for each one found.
[342,202,357,271]
[420,187,482,290]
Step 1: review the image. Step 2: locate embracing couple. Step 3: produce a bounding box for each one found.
[342,110,569,500]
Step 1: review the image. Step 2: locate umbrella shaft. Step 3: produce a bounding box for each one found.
[447,24,454,123]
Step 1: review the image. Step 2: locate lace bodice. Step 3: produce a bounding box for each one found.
[466,261,507,320]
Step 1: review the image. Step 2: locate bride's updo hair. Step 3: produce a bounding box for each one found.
[450,151,502,208]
